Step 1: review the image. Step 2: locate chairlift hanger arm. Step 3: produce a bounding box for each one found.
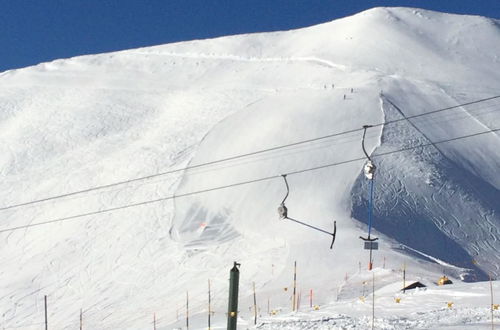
[285,217,337,249]
[280,174,289,205]
[329,221,337,249]
[277,174,337,249]
[361,125,373,161]
[278,174,290,219]
[362,126,376,180]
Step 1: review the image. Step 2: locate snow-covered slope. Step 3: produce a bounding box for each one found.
[0,7,499,329]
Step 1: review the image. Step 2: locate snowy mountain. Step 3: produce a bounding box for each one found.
[0,7,499,329]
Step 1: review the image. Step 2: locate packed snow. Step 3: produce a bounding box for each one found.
[0,7,499,329]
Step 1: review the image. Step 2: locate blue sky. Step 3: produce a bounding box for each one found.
[1,0,499,72]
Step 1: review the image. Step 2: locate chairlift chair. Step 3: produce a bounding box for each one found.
[277,174,337,249]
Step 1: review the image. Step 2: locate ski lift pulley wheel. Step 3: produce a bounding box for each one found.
[364,161,376,180]
[278,203,288,219]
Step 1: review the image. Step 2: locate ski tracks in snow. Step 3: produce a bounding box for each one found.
[132,50,349,71]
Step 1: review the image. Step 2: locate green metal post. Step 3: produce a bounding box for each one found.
[44,295,48,330]
[227,262,241,330]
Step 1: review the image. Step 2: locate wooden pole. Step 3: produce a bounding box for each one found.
[372,273,375,330]
[186,291,189,330]
[403,263,406,293]
[44,295,48,330]
[490,273,494,330]
[253,282,257,325]
[80,308,83,330]
[292,261,297,312]
[368,247,373,271]
[309,289,313,308]
[153,313,156,330]
[208,279,212,330]
[267,298,270,315]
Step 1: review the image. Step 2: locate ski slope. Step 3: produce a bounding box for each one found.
[0,7,499,329]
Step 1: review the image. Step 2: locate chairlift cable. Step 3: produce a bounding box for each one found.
[0,128,497,234]
[1,95,499,212]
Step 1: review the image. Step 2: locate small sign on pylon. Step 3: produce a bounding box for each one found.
[364,241,378,250]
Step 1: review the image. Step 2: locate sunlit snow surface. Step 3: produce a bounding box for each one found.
[0,7,499,329]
